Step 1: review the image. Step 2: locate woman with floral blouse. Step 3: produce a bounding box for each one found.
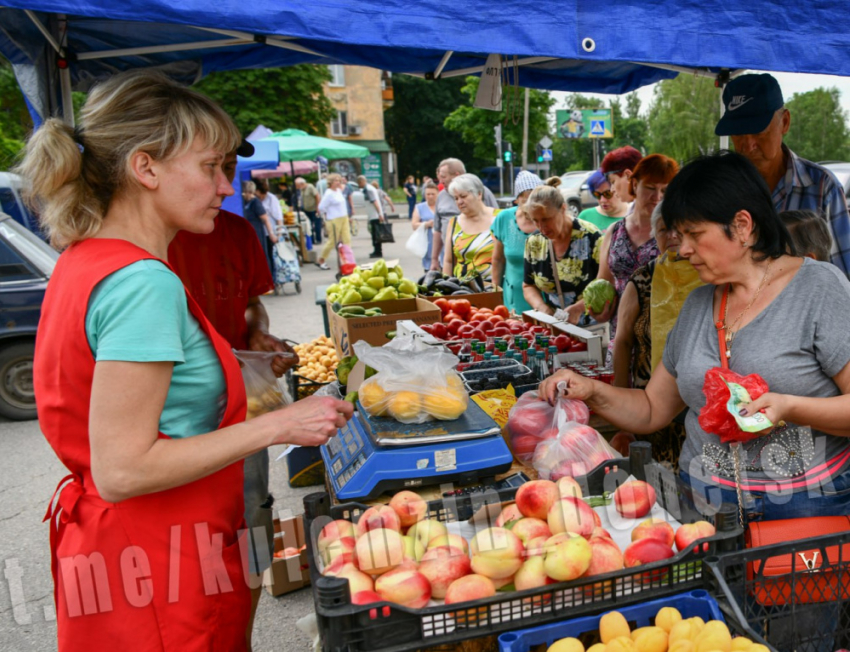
[522,185,603,323]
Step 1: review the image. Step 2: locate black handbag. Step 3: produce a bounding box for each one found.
[374,220,395,244]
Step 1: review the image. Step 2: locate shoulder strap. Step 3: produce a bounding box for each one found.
[449,216,458,271]
[715,284,731,370]
[547,239,567,309]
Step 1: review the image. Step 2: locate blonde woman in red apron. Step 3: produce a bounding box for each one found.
[18,71,353,651]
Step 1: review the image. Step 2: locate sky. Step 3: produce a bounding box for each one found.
[551,70,850,119]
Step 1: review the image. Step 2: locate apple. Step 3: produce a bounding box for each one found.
[322,536,357,566]
[543,533,592,581]
[401,534,426,562]
[389,490,428,528]
[516,480,560,520]
[613,481,657,519]
[525,536,549,558]
[427,533,470,555]
[326,562,374,595]
[355,505,402,538]
[375,568,432,609]
[515,555,558,592]
[418,545,472,599]
[590,527,614,541]
[584,536,624,577]
[557,476,583,499]
[490,574,516,590]
[351,589,385,605]
[355,528,405,576]
[623,538,675,582]
[444,574,496,625]
[469,527,524,580]
[406,519,448,549]
[674,521,716,552]
[510,518,552,546]
[548,496,597,538]
[495,503,523,528]
[318,519,357,554]
[631,518,675,548]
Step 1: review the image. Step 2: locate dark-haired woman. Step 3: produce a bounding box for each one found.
[540,151,850,523]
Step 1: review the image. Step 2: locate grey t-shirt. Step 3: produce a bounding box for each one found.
[434,186,499,237]
[663,258,850,489]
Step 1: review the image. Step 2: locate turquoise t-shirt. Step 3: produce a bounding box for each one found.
[491,207,533,314]
[85,260,227,438]
[578,207,624,232]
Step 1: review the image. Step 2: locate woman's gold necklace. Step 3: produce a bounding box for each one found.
[722,259,774,357]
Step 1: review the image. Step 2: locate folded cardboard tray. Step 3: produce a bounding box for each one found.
[263,515,310,596]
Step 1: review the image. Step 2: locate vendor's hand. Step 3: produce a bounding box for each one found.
[248,330,299,377]
[265,395,354,447]
[588,298,617,323]
[738,392,792,431]
[539,369,597,406]
[609,431,636,457]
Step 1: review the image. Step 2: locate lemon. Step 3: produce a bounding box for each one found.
[600,611,631,644]
[388,391,422,421]
[422,389,466,420]
[655,606,682,633]
[359,380,387,416]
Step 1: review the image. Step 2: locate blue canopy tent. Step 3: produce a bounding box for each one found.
[6,1,850,128]
[221,139,280,216]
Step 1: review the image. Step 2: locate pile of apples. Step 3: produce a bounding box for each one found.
[316,479,717,613]
[546,605,767,652]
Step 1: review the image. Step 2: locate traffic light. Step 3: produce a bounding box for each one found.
[501,140,513,163]
[536,143,544,163]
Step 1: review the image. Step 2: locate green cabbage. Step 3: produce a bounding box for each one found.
[582,279,616,314]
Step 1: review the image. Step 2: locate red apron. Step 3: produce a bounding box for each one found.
[36,239,250,651]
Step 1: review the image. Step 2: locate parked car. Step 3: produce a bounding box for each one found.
[479,166,502,195]
[0,212,58,419]
[558,171,595,217]
[819,161,850,196]
[0,172,41,234]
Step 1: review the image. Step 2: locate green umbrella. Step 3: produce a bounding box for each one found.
[262,129,370,162]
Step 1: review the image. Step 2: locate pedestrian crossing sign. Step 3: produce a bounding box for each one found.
[591,120,605,135]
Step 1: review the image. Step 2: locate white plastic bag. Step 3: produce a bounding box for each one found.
[234,350,294,419]
[274,238,298,263]
[405,224,429,258]
[532,421,618,481]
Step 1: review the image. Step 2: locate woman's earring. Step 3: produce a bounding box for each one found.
[741,241,749,248]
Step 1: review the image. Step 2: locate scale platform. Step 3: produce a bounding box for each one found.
[321,399,513,501]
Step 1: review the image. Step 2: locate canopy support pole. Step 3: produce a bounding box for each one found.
[24,10,62,54]
[434,51,454,79]
[76,38,252,60]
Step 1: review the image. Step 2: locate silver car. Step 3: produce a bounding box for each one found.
[559,171,595,217]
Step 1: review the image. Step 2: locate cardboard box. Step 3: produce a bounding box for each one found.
[263,515,311,596]
[421,289,504,310]
[328,297,441,357]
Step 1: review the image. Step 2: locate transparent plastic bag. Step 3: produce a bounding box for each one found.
[234,350,295,419]
[353,340,468,423]
[405,224,429,258]
[506,391,590,462]
[532,421,617,481]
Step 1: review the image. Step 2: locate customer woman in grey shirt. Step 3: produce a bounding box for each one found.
[540,151,850,522]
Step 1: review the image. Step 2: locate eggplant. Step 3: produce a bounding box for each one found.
[436,280,463,293]
[451,288,473,295]
[466,275,484,293]
[423,270,442,290]
[447,277,461,285]
[417,273,426,285]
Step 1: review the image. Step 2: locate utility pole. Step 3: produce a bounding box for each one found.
[521,87,530,169]
[494,124,504,196]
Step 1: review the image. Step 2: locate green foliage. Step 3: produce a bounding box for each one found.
[443,77,555,170]
[384,74,477,179]
[784,87,850,162]
[0,59,31,169]
[646,75,721,162]
[195,65,336,136]
[609,94,648,153]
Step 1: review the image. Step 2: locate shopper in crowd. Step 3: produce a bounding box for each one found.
[491,170,543,314]
[609,202,703,468]
[780,209,832,262]
[715,73,850,274]
[277,180,293,207]
[431,157,499,271]
[403,174,418,219]
[316,173,350,270]
[341,175,355,233]
[20,70,352,651]
[579,169,630,231]
[522,185,603,321]
[169,141,297,651]
[371,180,396,217]
[243,180,277,276]
[540,151,850,521]
[593,155,679,356]
[295,177,322,248]
[411,180,439,272]
[255,178,283,276]
[316,172,329,197]
[443,173,498,287]
[359,176,387,258]
[600,145,643,204]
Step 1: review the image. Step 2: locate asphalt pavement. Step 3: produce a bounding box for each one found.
[0,215,428,652]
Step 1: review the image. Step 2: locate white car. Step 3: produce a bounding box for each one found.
[558,171,594,218]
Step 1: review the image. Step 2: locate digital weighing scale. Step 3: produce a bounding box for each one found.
[321,399,513,501]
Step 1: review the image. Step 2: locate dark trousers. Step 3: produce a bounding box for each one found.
[369,218,383,256]
[305,210,321,244]
[407,196,416,219]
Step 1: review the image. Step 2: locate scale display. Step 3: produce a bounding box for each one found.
[322,400,513,501]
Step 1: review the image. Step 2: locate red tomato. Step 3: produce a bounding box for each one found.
[448,299,472,318]
[553,334,571,352]
[430,323,449,340]
[457,324,476,338]
[487,314,505,324]
[530,325,549,334]
[433,298,450,315]
[471,328,486,341]
[478,319,495,333]
[478,308,494,316]
[494,305,510,319]
[507,322,525,335]
[447,319,466,336]
[420,324,434,334]
[491,327,511,338]
[443,311,462,324]
[570,341,588,352]
[469,313,487,323]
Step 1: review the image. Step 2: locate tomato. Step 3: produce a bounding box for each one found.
[487,314,505,324]
[447,299,471,319]
[471,328,486,341]
[491,327,511,338]
[553,334,571,352]
[506,323,525,335]
[457,324,476,339]
[420,323,434,334]
[433,298,450,315]
[494,305,510,319]
[443,311,462,324]
[430,323,449,340]
[469,313,487,323]
[478,319,495,333]
[570,341,588,352]
[530,325,549,334]
[447,319,466,336]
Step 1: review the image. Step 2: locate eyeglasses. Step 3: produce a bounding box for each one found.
[592,189,614,200]
[604,169,625,183]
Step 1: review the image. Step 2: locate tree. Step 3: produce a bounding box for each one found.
[646,75,721,162]
[608,94,648,154]
[195,66,336,137]
[443,77,555,172]
[784,87,850,162]
[0,58,32,170]
[384,75,477,180]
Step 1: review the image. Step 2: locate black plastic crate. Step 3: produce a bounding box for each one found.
[289,370,332,400]
[302,443,744,652]
[705,529,850,652]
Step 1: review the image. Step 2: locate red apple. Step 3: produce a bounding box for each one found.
[418,546,471,599]
[623,538,675,582]
[584,536,624,577]
[548,496,597,538]
[375,568,432,609]
[515,480,560,520]
[495,503,523,528]
[355,505,402,538]
[510,517,552,546]
[389,490,428,528]
[674,521,716,552]
[631,518,675,548]
[613,480,657,519]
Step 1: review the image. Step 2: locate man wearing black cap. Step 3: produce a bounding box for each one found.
[716,73,850,274]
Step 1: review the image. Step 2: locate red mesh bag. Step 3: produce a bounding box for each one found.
[698,367,770,444]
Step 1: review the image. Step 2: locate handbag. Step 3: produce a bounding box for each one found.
[374,220,394,244]
[405,224,429,258]
[715,285,850,606]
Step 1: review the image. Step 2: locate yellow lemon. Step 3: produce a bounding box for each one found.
[600,612,632,644]
[655,606,682,633]
[359,380,388,416]
[730,638,753,652]
[548,637,585,652]
[388,391,422,421]
[422,389,466,420]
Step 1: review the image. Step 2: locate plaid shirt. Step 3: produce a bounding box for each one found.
[773,145,850,275]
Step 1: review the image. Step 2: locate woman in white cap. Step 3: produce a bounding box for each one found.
[491,170,542,313]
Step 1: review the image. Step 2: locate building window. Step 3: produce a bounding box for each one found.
[331,110,348,137]
[328,65,345,87]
